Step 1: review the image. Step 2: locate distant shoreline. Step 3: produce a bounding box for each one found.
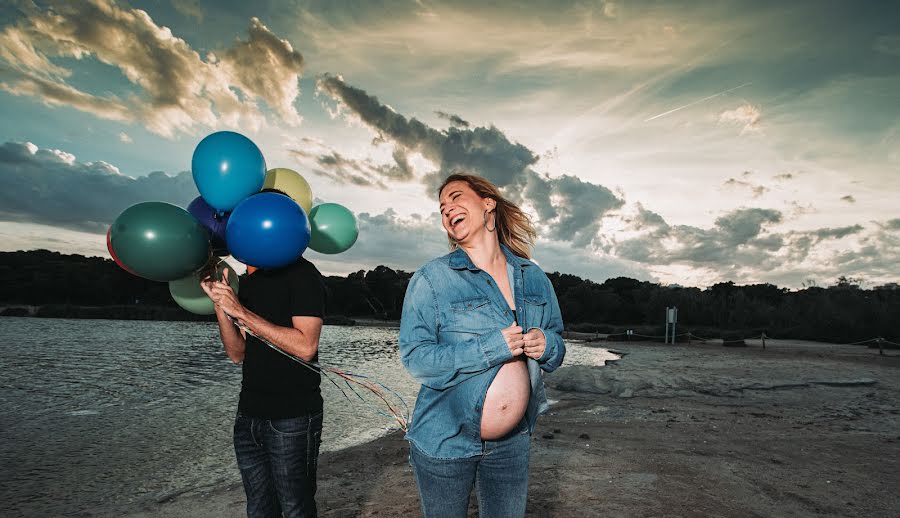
[0,304,402,328]
[2,305,896,349]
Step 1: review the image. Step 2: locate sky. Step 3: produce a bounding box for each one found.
[0,0,898,288]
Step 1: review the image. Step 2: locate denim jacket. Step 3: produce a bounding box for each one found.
[399,243,566,459]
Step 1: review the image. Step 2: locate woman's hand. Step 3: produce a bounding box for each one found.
[201,268,246,320]
[523,328,546,359]
[501,322,525,357]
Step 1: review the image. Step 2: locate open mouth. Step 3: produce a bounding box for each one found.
[450,214,467,228]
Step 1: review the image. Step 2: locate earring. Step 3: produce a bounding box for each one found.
[483,209,496,232]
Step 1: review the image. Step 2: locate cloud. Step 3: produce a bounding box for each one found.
[723,177,768,198]
[118,132,133,143]
[627,204,669,231]
[0,2,304,137]
[812,225,863,241]
[531,239,656,283]
[616,207,784,266]
[841,195,856,203]
[220,17,305,126]
[0,141,197,232]
[288,141,413,189]
[436,111,470,128]
[316,74,624,246]
[612,201,899,286]
[719,103,761,134]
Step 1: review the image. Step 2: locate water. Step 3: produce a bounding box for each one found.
[0,317,613,516]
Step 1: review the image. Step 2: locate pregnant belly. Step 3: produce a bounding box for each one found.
[480,357,530,440]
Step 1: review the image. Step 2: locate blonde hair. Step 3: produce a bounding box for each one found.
[438,173,537,259]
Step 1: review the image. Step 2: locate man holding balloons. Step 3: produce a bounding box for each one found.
[109,131,359,517]
[203,257,327,518]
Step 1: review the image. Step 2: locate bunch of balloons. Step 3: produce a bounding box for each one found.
[107,131,360,314]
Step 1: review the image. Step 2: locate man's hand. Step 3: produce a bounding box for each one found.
[501,322,525,357]
[201,267,246,320]
[523,328,546,359]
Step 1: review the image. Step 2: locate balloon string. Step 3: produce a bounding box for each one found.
[224,314,410,431]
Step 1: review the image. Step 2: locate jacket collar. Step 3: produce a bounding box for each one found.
[448,243,530,271]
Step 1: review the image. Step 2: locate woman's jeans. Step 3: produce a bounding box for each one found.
[233,412,323,518]
[409,422,531,518]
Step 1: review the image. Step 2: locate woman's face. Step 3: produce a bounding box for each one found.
[439,180,495,244]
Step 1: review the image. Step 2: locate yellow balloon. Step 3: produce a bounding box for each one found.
[263,168,313,214]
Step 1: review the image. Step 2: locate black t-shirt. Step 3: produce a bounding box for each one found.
[237,257,326,418]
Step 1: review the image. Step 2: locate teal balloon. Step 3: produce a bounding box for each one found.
[308,203,359,254]
[110,202,210,282]
[169,262,239,315]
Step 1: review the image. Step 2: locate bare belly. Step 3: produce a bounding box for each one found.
[480,357,530,439]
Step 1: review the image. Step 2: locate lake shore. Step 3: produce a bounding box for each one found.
[113,339,898,517]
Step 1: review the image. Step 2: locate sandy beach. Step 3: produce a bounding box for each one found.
[117,339,899,518]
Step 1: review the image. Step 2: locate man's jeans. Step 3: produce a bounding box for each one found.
[409,423,531,518]
[233,412,323,518]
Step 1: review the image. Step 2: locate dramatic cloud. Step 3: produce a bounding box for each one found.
[612,202,897,286]
[617,207,783,265]
[0,141,197,232]
[288,141,413,189]
[220,17,305,125]
[0,2,304,137]
[316,74,624,246]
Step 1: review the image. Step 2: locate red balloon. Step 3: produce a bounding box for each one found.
[107,226,138,276]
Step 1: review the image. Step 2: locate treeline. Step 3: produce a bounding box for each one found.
[1,250,898,342]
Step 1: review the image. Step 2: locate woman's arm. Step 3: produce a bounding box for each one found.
[399,269,517,390]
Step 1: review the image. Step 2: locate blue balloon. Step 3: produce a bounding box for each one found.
[191,131,266,211]
[226,192,311,269]
[187,196,229,255]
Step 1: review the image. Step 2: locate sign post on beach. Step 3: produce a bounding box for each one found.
[665,306,678,344]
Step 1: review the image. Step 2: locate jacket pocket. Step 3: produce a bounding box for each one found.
[444,297,496,333]
[524,297,547,330]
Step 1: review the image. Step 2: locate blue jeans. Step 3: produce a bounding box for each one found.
[233,412,323,518]
[409,423,531,518]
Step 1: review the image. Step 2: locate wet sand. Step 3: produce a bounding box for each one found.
[119,340,899,517]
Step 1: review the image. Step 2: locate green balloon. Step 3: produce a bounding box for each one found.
[169,262,239,315]
[308,203,359,254]
[110,202,210,282]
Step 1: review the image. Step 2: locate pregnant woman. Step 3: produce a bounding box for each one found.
[399,173,566,517]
